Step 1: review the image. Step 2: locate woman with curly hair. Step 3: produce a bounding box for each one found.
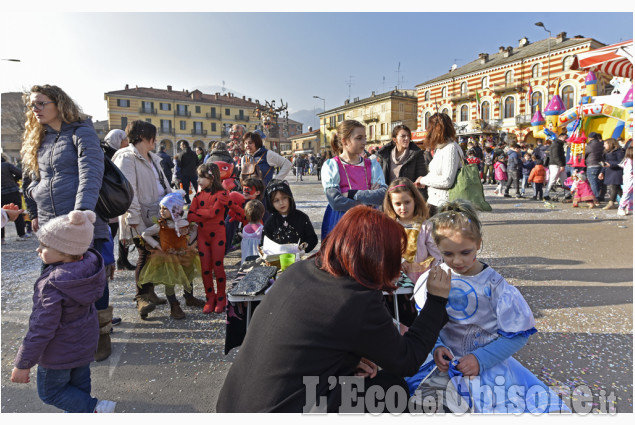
[21,84,114,359]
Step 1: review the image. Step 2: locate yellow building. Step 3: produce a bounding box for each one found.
[104,85,261,156]
[288,129,321,156]
[316,89,418,153]
[415,33,609,145]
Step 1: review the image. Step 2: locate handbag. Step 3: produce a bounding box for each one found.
[72,128,134,220]
[448,158,492,212]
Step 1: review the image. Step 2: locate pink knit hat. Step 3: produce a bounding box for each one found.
[38,210,96,256]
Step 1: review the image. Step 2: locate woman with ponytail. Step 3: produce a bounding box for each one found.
[417,113,464,215]
[320,120,387,239]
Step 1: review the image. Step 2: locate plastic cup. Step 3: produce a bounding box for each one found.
[279,253,296,271]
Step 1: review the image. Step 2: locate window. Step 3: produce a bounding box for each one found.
[194,122,203,132]
[562,85,575,109]
[441,108,449,116]
[531,92,543,115]
[337,113,345,122]
[238,109,244,119]
[195,106,201,114]
[211,123,217,132]
[460,105,469,121]
[142,101,153,113]
[505,70,514,85]
[424,111,431,130]
[369,125,375,139]
[460,82,467,94]
[381,123,387,135]
[481,76,489,89]
[177,104,188,116]
[424,90,430,101]
[117,99,130,107]
[160,102,171,111]
[329,116,336,128]
[160,119,171,131]
[225,108,230,116]
[121,116,127,128]
[481,101,490,121]
[210,107,217,118]
[504,96,515,118]
[180,120,186,130]
[532,63,542,78]
[563,55,574,71]
[308,141,312,149]
[441,86,448,98]
[399,103,404,113]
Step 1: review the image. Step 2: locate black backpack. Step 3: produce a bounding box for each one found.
[72,128,134,220]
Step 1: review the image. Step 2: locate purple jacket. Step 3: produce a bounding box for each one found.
[14,249,106,370]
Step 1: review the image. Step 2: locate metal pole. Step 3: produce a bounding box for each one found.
[535,22,552,101]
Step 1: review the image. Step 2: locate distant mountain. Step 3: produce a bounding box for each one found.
[289,109,322,131]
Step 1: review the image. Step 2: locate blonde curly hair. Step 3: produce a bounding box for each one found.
[21,85,82,177]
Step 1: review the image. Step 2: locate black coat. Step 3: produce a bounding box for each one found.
[549,139,566,167]
[176,148,198,178]
[585,139,604,167]
[216,259,448,412]
[603,148,625,185]
[377,141,428,198]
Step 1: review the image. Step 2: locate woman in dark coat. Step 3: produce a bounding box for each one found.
[377,125,428,199]
[600,138,625,209]
[216,205,450,413]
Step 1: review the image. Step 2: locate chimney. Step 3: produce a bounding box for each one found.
[125,84,129,90]
[248,97,251,102]
[167,85,172,91]
[556,32,567,43]
[518,36,529,48]
[344,99,350,105]
[479,53,489,64]
[499,46,505,53]
[135,85,138,89]
[308,126,313,132]
[503,46,513,58]
[371,91,375,96]
[242,96,245,100]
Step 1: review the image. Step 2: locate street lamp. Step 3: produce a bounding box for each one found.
[313,95,326,152]
[535,22,552,101]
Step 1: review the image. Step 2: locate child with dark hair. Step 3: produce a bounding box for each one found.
[528,158,547,201]
[520,153,535,197]
[241,199,265,263]
[262,179,318,254]
[482,146,495,184]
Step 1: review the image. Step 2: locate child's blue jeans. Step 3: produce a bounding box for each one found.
[37,364,98,413]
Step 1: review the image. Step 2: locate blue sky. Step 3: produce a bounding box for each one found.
[1,9,632,126]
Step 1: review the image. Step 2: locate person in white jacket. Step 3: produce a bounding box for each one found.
[418,113,464,215]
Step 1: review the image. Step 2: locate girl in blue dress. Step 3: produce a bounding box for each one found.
[409,200,570,413]
[320,120,386,240]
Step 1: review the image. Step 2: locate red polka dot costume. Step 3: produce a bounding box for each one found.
[187,189,246,313]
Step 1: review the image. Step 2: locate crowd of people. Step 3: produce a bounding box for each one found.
[2,84,632,414]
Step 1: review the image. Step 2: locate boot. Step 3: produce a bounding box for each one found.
[95,306,113,361]
[135,294,156,320]
[602,201,616,210]
[147,285,167,305]
[116,241,136,270]
[203,294,216,314]
[184,290,206,308]
[169,300,186,320]
[214,294,227,313]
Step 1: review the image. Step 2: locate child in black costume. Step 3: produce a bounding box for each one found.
[262,179,318,253]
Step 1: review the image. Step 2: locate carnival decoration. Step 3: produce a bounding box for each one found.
[253,99,289,153]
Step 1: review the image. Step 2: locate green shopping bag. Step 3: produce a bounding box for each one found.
[448,163,492,212]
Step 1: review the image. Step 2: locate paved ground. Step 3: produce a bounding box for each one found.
[1,175,632,413]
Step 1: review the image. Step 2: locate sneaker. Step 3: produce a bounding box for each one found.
[15,235,28,242]
[24,232,33,238]
[617,209,626,216]
[515,194,524,199]
[503,194,511,198]
[543,195,551,201]
[94,399,117,413]
[111,317,122,326]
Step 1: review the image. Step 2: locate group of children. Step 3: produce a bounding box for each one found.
[12,160,570,413]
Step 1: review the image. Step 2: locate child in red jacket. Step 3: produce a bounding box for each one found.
[528,158,547,201]
[188,163,245,314]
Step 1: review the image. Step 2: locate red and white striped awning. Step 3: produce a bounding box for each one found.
[571,39,633,79]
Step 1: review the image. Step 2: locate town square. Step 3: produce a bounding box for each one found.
[0,5,633,416]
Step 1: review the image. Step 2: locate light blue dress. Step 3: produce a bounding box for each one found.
[410,263,570,413]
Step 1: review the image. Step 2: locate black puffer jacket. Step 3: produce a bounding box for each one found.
[377,141,428,198]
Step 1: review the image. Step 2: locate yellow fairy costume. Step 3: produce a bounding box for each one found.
[399,219,442,284]
[138,217,201,292]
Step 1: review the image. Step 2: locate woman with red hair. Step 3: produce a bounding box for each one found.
[217,205,450,413]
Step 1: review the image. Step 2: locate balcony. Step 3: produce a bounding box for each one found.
[491,80,524,93]
[363,114,379,123]
[326,122,337,130]
[159,128,175,136]
[206,112,219,119]
[449,92,474,102]
[175,110,191,117]
[515,114,532,127]
[139,107,157,115]
[234,115,250,122]
[191,129,208,137]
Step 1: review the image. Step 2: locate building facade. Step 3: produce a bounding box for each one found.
[1,92,26,163]
[104,85,297,156]
[287,129,321,157]
[415,33,609,145]
[317,89,418,153]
